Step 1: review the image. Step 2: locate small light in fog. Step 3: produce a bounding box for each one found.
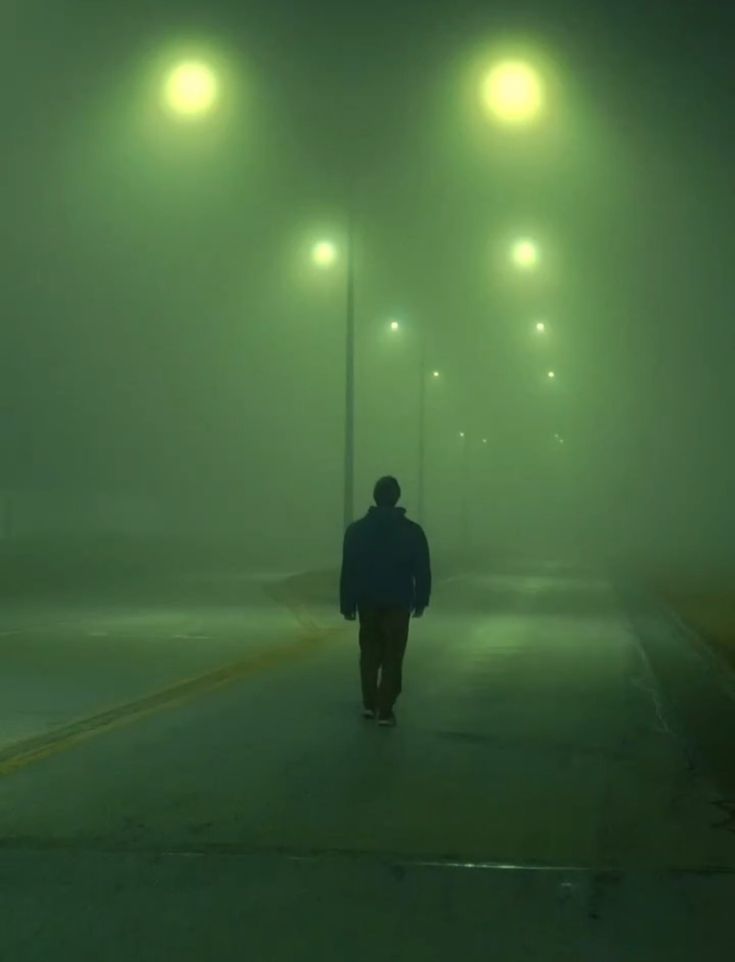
[511,239,539,270]
[547,370,556,379]
[163,61,219,117]
[432,370,440,378]
[312,241,338,268]
[481,60,544,125]
[459,431,465,438]
[389,320,400,332]
[535,321,546,333]
[482,438,488,444]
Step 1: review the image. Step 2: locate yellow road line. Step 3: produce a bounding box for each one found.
[0,626,340,779]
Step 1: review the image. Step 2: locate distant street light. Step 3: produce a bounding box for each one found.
[482,438,488,445]
[389,319,400,332]
[547,370,556,379]
[163,61,219,118]
[535,321,546,333]
[459,431,465,438]
[432,370,440,378]
[511,239,540,270]
[481,60,544,125]
[312,240,338,269]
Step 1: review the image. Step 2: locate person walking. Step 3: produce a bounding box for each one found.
[340,476,431,726]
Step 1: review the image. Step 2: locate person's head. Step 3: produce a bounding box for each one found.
[373,475,401,507]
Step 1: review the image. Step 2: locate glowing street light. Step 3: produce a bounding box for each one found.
[307,228,353,527]
[163,60,219,118]
[511,239,540,270]
[459,431,465,439]
[312,240,338,269]
[535,321,546,333]
[389,319,400,332]
[547,370,556,379]
[482,438,488,445]
[481,60,544,125]
[432,370,440,378]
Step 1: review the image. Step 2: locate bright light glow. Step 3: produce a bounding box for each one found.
[389,320,400,332]
[511,239,540,270]
[163,61,218,117]
[547,370,556,379]
[459,431,465,438]
[481,60,544,125]
[312,240,338,268]
[432,370,440,378]
[535,321,546,333]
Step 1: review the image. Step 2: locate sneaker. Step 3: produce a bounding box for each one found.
[362,708,376,720]
[377,711,396,727]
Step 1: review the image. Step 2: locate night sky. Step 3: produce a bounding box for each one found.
[3,0,734,568]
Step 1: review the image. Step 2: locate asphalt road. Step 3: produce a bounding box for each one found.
[1,564,734,960]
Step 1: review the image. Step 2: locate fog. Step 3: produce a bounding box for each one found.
[3,1,734,582]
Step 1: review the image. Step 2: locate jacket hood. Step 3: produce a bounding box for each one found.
[366,506,406,521]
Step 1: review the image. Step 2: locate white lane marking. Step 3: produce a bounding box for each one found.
[630,670,672,735]
[625,614,673,735]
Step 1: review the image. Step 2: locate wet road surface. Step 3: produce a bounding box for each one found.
[1,565,734,959]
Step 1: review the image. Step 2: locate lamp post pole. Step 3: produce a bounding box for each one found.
[417,332,427,525]
[461,434,470,556]
[343,207,356,531]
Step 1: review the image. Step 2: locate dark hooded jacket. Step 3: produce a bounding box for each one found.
[340,506,431,616]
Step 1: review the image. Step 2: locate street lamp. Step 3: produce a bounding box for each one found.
[535,321,546,333]
[309,227,355,530]
[163,60,219,118]
[481,60,544,125]
[312,240,338,269]
[547,370,556,379]
[383,321,435,526]
[511,238,539,270]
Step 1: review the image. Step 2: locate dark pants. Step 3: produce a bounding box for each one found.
[358,605,411,716]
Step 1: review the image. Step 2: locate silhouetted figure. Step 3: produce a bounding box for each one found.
[340,476,431,726]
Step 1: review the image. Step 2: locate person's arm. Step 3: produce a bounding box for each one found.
[339,524,358,619]
[413,526,432,615]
